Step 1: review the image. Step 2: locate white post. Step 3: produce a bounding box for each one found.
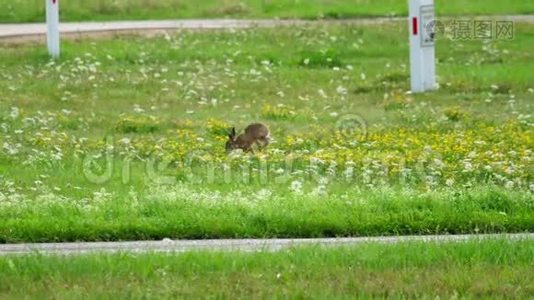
[46,0,60,58]
[409,0,436,93]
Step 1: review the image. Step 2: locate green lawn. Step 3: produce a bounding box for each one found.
[1,186,533,242]
[1,0,534,23]
[0,22,533,242]
[1,239,533,298]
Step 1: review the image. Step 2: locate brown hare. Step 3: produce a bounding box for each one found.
[226,123,270,153]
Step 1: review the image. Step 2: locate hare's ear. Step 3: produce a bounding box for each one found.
[228,127,236,139]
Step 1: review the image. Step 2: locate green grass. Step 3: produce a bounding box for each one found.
[1,0,534,23]
[0,22,532,242]
[1,239,533,298]
[1,185,533,242]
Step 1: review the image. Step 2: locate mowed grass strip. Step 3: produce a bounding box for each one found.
[0,239,533,299]
[0,186,533,242]
[1,0,534,23]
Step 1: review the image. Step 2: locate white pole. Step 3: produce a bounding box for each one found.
[409,0,436,93]
[46,0,60,58]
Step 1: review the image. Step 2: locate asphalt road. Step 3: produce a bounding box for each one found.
[0,233,532,255]
[1,15,533,42]
[0,18,393,41]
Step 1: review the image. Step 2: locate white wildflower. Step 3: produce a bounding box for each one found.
[290,180,303,194]
[274,168,285,175]
[463,161,473,172]
[133,104,145,113]
[10,107,19,119]
[119,138,131,145]
[336,85,347,95]
[254,188,272,200]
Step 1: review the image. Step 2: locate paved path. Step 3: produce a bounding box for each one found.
[1,15,534,42]
[0,233,532,255]
[0,18,394,41]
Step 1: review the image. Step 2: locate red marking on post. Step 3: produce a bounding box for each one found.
[52,0,56,4]
[412,17,418,35]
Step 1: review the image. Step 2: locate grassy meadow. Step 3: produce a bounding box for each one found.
[1,6,533,299]
[0,21,533,242]
[1,0,534,22]
[1,239,533,298]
